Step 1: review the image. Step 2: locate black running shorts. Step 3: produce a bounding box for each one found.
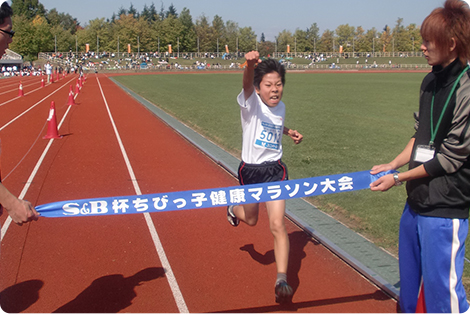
[238,160,288,185]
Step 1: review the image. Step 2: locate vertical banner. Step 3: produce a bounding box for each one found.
[287,44,290,53]
[86,44,89,53]
[225,45,229,53]
[168,44,172,54]
[127,44,131,54]
[339,45,343,53]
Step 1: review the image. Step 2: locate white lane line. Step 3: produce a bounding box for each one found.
[0,77,39,92]
[96,77,189,313]
[0,80,40,97]
[0,77,76,131]
[1,105,73,240]
[1,80,80,240]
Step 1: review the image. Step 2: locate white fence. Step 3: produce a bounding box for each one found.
[37,51,431,73]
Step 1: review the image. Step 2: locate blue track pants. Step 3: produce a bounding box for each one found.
[399,203,469,313]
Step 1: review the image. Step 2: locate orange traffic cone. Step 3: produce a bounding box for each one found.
[75,79,80,95]
[56,71,60,81]
[18,81,24,97]
[67,85,75,106]
[50,73,54,83]
[43,101,62,139]
[41,77,45,87]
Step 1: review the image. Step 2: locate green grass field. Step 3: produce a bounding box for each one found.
[113,71,470,291]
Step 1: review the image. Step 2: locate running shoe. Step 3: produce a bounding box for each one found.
[227,205,239,227]
[275,280,293,304]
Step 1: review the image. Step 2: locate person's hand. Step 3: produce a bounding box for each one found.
[370,164,395,191]
[5,199,39,226]
[245,51,261,68]
[370,163,394,175]
[288,129,303,144]
[370,174,396,192]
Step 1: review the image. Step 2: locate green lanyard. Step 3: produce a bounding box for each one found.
[430,65,469,146]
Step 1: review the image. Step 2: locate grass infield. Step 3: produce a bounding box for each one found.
[114,71,470,291]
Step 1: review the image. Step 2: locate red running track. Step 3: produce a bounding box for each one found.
[0,72,397,312]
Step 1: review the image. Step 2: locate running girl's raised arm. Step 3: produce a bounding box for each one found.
[243,51,261,99]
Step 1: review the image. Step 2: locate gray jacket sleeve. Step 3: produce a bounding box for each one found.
[425,74,470,176]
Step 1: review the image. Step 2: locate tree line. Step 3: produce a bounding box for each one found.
[9,0,423,61]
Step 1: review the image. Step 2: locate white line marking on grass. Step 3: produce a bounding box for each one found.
[96,77,189,313]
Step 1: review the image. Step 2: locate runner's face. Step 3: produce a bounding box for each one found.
[255,72,283,108]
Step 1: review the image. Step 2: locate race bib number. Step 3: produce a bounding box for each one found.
[255,121,282,150]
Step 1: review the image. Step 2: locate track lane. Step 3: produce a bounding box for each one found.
[1,74,180,313]
[0,75,39,92]
[0,74,81,295]
[96,74,397,312]
[0,75,78,227]
[0,72,398,312]
[96,76,188,312]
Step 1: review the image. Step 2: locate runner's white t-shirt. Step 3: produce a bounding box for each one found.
[237,89,285,164]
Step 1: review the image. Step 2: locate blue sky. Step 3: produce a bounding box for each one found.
[39,0,451,41]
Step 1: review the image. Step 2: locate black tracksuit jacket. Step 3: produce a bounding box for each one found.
[407,59,470,219]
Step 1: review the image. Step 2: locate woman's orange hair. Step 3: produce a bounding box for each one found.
[421,0,470,65]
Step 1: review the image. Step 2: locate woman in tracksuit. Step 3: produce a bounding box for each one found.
[370,0,470,312]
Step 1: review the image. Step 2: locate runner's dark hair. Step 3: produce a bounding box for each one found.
[253,59,286,89]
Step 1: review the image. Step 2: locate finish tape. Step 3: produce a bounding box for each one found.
[36,170,395,218]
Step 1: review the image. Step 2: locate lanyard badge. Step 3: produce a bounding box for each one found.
[414,145,435,163]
